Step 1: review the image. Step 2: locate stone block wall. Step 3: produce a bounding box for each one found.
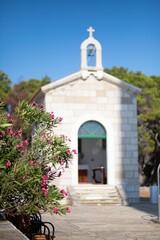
[44,75,139,203]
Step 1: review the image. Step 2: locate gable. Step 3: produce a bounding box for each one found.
[41,74,140,112]
[32,70,141,103]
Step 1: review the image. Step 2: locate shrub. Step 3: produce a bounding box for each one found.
[0,100,75,216]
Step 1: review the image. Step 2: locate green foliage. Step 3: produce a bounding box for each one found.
[7,76,51,112]
[138,125,155,155]
[0,100,75,216]
[105,66,160,185]
[0,71,11,101]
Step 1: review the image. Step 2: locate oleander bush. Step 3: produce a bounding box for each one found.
[0,100,75,217]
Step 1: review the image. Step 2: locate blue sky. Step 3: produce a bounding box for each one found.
[0,0,160,85]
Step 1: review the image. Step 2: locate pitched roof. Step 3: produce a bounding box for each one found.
[37,70,141,96]
[31,70,141,102]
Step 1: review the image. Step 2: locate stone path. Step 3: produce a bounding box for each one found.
[0,202,160,240]
[42,203,160,240]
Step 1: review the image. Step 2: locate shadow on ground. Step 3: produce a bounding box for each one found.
[131,201,158,215]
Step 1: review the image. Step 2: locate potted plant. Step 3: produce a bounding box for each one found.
[0,100,75,234]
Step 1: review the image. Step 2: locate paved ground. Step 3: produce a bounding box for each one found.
[1,201,160,240]
[42,202,160,240]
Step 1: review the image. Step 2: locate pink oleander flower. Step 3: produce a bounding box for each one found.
[54,153,59,158]
[6,114,13,123]
[60,189,68,197]
[16,131,22,137]
[72,149,77,154]
[29,160,34,165]
[61,160,65,165]
[19,142,24,149]
[60,134,65,139]
[67,149,71,155]
[43,189,48,197]
[59,117,63,122]
[7,113,11,119]
[32,102,38,107]
[24,140,29,145]
[53,207,59,214]
[66,207,71,213]
[40,104,44,110]
[20,142,24,148]
[46,139,51,144]
[41,183,46,188]
[42,175,48,181]
[50,112,54,119]
[6,160,11,169]
[41,175,49,197]
[6,128,14,136]
[42,175,48,185]
[42,132,46,138]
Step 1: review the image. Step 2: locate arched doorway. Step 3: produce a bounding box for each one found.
[78,121,107,184]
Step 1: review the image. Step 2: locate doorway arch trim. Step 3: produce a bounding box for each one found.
[78,120,106,139]
[71,114,115,185]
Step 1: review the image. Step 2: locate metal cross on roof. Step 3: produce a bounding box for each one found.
[87,27,95,37]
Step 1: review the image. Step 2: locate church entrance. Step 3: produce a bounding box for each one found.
[78,121,107,184]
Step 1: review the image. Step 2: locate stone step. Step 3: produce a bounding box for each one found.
[75,200,122,205]
[72,184,114,188]
[77,194,120,198]
[67,184,123,205]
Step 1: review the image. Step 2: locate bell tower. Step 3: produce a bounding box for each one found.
[80,27,103,73]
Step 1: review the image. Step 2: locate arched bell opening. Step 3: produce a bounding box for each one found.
[78,120,107,184]
[87,44,96,67]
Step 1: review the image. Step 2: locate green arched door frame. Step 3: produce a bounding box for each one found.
[78,120,106,139]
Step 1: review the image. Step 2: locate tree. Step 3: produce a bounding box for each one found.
[105,67,160,186]
[7,76,51,112]
[0,71,11,101]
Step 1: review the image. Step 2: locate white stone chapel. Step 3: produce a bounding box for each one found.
[33,27,141,204]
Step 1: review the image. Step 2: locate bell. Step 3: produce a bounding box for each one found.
[87,44,95,56]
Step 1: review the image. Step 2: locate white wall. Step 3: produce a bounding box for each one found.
[44,75,139,202]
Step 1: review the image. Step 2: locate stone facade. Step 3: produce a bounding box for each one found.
[33,27,141,203]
